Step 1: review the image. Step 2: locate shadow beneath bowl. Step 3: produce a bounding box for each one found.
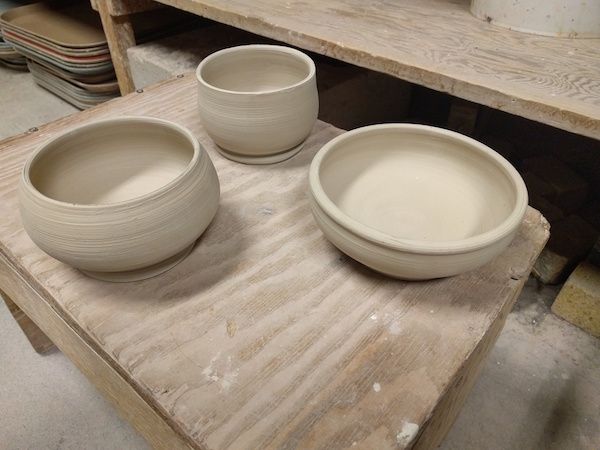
[207,121,339,172]
[89,202,246,302]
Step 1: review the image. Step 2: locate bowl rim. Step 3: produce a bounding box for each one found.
[196,44,316,95]
[309,123,529,255]
[21,116,202,210]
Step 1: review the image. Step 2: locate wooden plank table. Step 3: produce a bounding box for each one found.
[1,73,549,449]
[91,0,600,141]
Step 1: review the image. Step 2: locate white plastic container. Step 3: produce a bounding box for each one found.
[471,0,600,38]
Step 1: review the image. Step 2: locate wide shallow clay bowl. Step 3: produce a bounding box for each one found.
[18,116,220,282]
[196,44,319,164]
[308,124,529,280]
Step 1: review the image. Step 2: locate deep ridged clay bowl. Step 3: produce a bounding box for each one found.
[196,44,319,165]
[18,116,220,282]
[308,124,528,280]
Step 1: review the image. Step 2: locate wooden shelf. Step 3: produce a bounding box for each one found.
[95,0,600,141]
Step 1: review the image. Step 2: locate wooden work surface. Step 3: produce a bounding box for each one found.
[93,0,600,141]
[0,74,549,449]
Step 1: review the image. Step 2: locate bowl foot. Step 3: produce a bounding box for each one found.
[215,140,306,165]
[79,242,196,282]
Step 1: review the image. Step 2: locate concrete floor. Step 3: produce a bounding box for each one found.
[1,65,599,449]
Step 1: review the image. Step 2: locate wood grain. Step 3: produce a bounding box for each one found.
[96,0,137,95]
[0,74,549,449]
[1,289,55,354]
[0,254,194,449]
[130,0,599,141]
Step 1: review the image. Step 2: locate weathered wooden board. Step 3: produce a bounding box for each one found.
[1,290,55,354]
[95,0,600,140]
[95,0,137,95]
[0,73,549,449]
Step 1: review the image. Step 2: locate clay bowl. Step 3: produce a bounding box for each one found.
[18,116,220,282]
[196,44,319,164]
[308,124,528,280]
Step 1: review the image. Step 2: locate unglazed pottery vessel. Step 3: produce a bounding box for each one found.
[471,0,600,38]
[308,124,528,280]
[196,44,319,164]
[19,116,220,282]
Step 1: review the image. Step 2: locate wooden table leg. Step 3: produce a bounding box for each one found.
[412,276,527,449]
[1,289,56,354]
[92,0,164,95]
[0,259,191,449]
[96,0,137,95]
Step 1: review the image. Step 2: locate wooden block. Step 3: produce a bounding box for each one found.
[587,236,600,268]
[521,171,566,223]
[478,134,515,160]
[528,194,564,223]
[1,290,55,354]
[446,98,479,136]
[532,215,598,284]
[552,262,600,338]
[520,155,588,214]
[579,200,600,231]
[521,171,554,199]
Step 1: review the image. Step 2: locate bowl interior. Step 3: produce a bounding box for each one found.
[317,127,521,243]
[28,120,195,205]
[199,46,313,93]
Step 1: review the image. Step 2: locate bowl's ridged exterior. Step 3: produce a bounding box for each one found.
[197,44,319,164]
[308,191,520,280]
[18,117,220,281]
